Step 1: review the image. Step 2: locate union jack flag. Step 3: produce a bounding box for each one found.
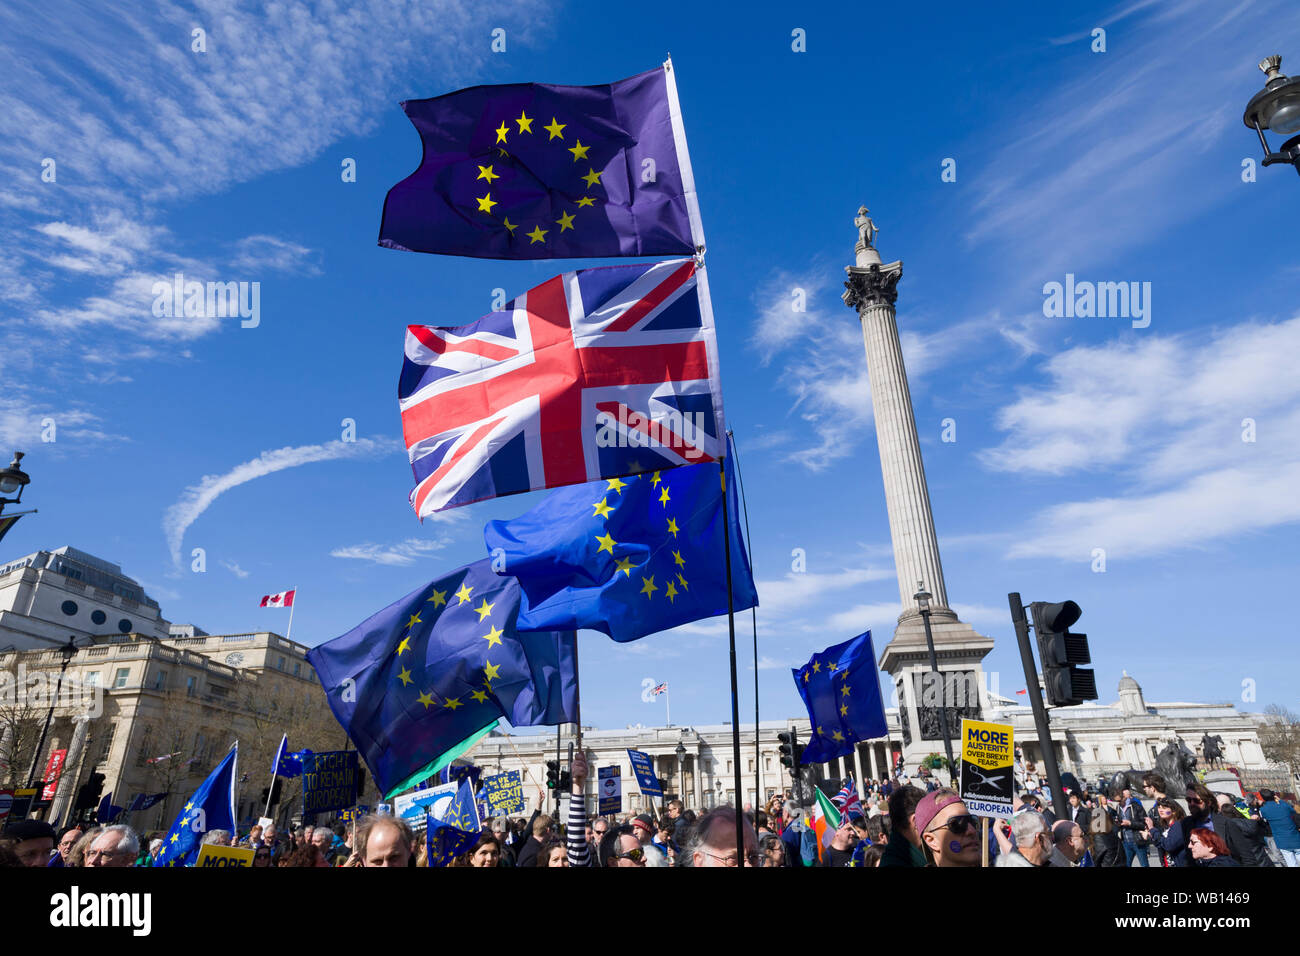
[832,777,862,817]
[400,258,725,517]
[652,682,668,695]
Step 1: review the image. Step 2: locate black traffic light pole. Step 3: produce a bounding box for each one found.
[1008,592,1069,822]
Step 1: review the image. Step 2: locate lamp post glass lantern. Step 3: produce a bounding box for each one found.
[913,581,957,785]
[0,452,31,509]
[1243,55,1300,175]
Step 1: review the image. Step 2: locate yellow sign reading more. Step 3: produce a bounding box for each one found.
[959,718,1014,817]
[196,844,256,868]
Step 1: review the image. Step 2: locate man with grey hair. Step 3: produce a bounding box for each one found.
[995,811,1052,867]
[85,824,140,867]
[1051,820,1087,866]
[201,829,232,846]
[681,806,759,867]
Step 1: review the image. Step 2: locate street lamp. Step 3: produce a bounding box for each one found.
[0,452,31,513]
[1243,55,1300,176]
[26,635,80,790]
[914,581,957,786]
[674,742,686,802]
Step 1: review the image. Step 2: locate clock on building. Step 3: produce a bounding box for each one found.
[225,652,245,667]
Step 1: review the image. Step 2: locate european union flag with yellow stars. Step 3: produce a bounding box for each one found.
[794,631,888,764]
[306,560,577,798]
[484,452,757,643]
[156,743,238,867]
[379,63,697,260]
[426,779,481,867]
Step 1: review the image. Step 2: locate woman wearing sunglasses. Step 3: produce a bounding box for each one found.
[915,789,982,867]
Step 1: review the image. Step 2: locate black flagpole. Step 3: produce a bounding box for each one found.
[729,430,762,823]
[719,451,744,865]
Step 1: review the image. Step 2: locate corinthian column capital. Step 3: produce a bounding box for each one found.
[843,261,904,312]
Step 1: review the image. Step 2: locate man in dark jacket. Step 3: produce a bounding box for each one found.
[1118,786,1150,867]
[879,785,926,867]
[512,810,550,868]
[1214,793,1274,866]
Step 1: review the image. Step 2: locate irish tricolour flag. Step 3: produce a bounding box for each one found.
[810,787,842,862]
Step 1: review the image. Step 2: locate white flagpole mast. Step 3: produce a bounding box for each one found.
[286,588,296,642]
[665,686,671,728]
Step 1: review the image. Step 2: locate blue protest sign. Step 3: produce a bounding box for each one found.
[598,765,622,815]
[481,771,524,816]
[301,751,360,814]
[627,749,662,797]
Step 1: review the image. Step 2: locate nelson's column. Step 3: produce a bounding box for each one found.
[842,206,994,774]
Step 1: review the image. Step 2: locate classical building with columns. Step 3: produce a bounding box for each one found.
[468,671,1287,818]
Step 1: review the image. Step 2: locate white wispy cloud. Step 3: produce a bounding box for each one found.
[331,537,453,567]
[231,235,321,276]
[221,561,251,579]
[163,437,403,566]
[987,315,1300,559]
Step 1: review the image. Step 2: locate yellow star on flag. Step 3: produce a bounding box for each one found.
[803,671,810,683]
[672,549,686,567]
[417,690,435,709]
[606,476,628,494]
[666,517,679,537]
[484,661,502,681]
[592,497,613,519]
[396,635,411,656]
[474,599,495,622]
[640,575,658,598]
[676,572,688,591]
[832,730,845,742]
[828,662,838,672]
[658,487,670,506]
[475,193,497,214]
[568,140,589,161]
[615,556,635,577]
[526,225,547,244]
[397,667,413,687]
[502,217,517,235]
[651,471,661,486]
[842,684,852,697]
[444,697,463,711]
[471,689,489,703]
[482,625,504,648]
[556,210,576,232]
[665,581,678,603]
[576,196,596,207]
[812,660,821,673]
[595,531,617,554]
[406,613,422,629]
[543,117,566,140]
[186,802,194,811]
[476,164,499,183]
[515,110,533,133]
[427,588,447,607]
[455,584,473,604]
[495,122,509,144]
[582,168,602,188]
[170,833,178,844]
[840,703,849,716]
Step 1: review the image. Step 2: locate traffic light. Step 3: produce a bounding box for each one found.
[74,772,105,811]
[558,769,572,792]
[546,760,559,790]
[778,730,801,770]
[1030,600,1097,707]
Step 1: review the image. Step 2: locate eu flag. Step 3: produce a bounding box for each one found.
[379,63,697,260]
[483,453,757,642]
[306,560,578,798]
[156,744,238,867]
[425,780,482,867]
[793,632,888,763]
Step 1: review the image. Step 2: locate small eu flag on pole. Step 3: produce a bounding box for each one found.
[156,744,238,867]
[425,779,482,867]
[793,632,888,764]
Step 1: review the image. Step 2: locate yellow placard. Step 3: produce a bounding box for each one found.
[195,844,256,868]
[959,718,1014,815]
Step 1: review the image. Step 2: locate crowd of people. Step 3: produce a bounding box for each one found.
[4,750,1297,868]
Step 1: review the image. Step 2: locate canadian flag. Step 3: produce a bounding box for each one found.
[260,589,296,608]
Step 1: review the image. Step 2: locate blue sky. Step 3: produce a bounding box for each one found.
[3,0,1299,735]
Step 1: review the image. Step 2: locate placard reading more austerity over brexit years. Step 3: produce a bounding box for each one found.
[959,718,1014,818]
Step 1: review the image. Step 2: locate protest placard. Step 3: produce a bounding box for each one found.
[301,751,360,814]
[598,765,622,815]
[481,771,524,816]
[626,749,662,797]
[196,844,256,868]
[959,718,1015,818]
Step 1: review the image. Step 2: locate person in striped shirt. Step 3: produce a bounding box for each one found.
[565,750,647,866]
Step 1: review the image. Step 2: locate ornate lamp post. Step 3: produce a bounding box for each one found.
[0,452,31,513]
[914,582,957,786]
[674,742,686,802]
[25,636,80,790]
[1243,56,1300,176]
